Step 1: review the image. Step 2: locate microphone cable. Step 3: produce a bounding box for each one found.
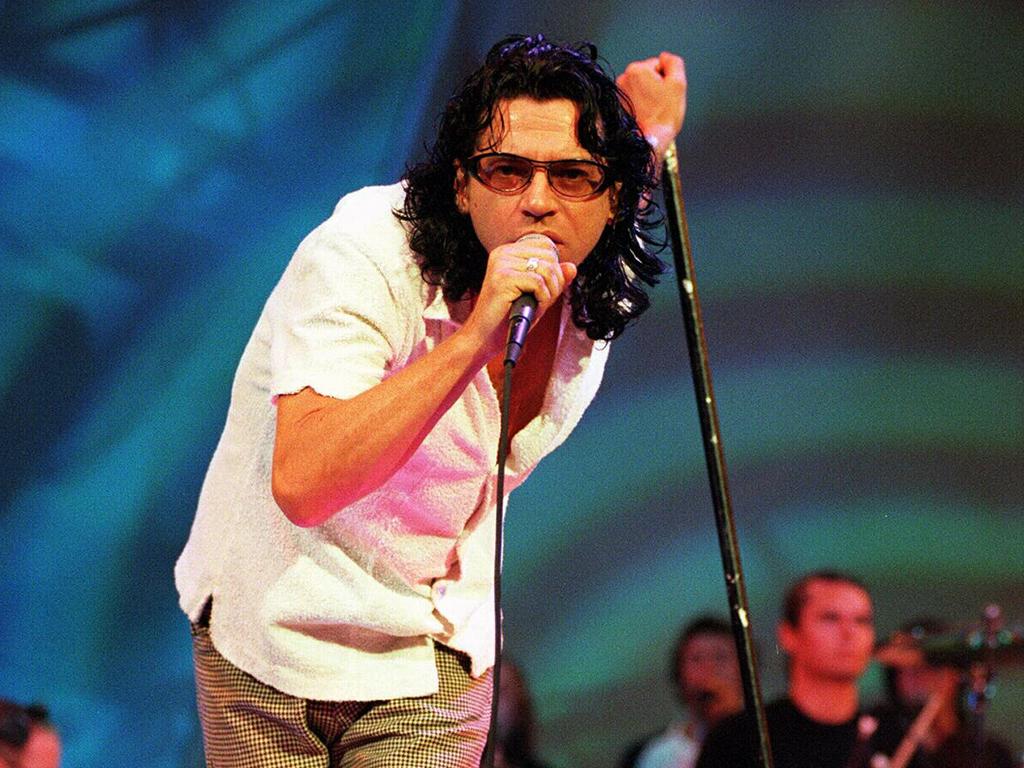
[480,242,541,767]
[479,346,519,768]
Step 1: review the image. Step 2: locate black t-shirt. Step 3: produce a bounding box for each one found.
[696,698,908,768]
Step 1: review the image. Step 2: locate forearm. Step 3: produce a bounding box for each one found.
[271,326,492,527]
[272,229,573,527]
[616,51,687,178]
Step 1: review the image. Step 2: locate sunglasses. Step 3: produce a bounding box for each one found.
[464,152,611,199]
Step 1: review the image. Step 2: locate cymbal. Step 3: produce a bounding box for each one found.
[876,626,1024,669]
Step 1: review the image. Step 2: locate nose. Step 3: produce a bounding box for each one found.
[520,166,557,219]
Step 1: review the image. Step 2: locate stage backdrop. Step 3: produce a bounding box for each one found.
[1,3,1021,767]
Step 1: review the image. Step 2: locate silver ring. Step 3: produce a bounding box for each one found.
[525,257,539,272]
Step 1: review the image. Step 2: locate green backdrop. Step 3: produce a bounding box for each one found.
[1,3,1021,766]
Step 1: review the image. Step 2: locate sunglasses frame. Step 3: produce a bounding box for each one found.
[464,152,611,199]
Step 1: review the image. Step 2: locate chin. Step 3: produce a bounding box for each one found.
[830,667,868,682]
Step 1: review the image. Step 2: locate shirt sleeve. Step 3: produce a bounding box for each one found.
[265,205,406,402]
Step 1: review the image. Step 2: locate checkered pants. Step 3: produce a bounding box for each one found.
[190,607,492,767]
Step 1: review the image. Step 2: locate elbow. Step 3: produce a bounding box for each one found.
[271,460,331,528]
[271,453,367,528]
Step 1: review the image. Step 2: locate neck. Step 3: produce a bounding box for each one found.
[788,672,860,724]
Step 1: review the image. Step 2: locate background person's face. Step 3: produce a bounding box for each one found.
[780,581,876,683]
[679,632,743,723]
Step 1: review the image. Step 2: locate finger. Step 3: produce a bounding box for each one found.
[619,58,658,83]
[525,258,563,305]
[626,56,659,72]
[507,259,553,305]
[522,241,561,266]
[518,241,562,281]
[513,235,559,262]
[658,52,686,81]
[491,238,564,306]
[522,249,574,307]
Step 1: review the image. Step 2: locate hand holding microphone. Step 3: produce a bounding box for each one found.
[462,231,573,366]
[504,233,556,366]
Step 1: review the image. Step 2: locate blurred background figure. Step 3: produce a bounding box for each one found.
[620,616,743,768]
[0,699,61,768]
[873,618,1017,768]
[494,659,555,768]
[696,570,910,768]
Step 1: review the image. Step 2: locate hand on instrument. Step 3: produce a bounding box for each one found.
[617,51,687,162]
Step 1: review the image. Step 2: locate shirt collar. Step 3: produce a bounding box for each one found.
[421,281,474,325]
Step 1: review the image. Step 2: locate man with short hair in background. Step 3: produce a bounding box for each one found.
[696,570,908,768]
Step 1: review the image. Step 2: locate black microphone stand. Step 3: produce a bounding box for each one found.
[661,142,774,768]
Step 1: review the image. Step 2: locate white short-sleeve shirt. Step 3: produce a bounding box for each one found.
[174,183,609,701]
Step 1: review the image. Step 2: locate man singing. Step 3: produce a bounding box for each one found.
[175,33,686,767]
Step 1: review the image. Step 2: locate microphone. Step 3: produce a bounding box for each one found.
[504,234,553,366]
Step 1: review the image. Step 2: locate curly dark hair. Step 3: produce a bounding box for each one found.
[396,33,666,341]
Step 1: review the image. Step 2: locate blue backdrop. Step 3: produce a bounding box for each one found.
[1,3,1021,766]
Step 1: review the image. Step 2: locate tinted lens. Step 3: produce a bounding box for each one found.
[470,154,607,198]
[548,160,605,196]
[475,155,532,191]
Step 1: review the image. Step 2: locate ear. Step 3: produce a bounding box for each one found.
[454,163,469,214]
[606,181,621,224]
[777,621,796,655]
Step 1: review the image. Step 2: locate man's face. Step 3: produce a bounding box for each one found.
[679,632,742,724]
[779,580,876,684]
[455,97,616,267]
